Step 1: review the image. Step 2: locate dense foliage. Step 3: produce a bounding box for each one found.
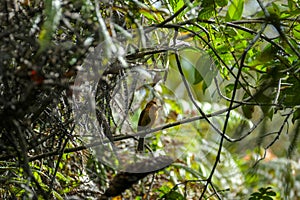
[0,0,300,199]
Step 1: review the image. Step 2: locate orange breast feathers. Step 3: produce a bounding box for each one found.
[137,100,159,131]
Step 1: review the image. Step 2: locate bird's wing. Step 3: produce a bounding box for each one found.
[137,109,151,131]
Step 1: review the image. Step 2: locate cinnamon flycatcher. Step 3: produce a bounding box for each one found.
[137,100,159,152]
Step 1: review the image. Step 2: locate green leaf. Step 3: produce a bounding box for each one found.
[270,2,280,16]
[195,52,217,91]
[169,47,216,92]
[242,104,255,119]
[198,0,215,19]
[198,7,214,19]
[266,191,276,196]
[170,0,185,13]
[216,0,228,7]
[286,0,300,18]
[226,0,244,21]
[38,0,62,54]
[262,196,273,200]
[140,9,157,22]
[280,75,300,107]
[292,108,300,123]
[162,190,185,200]
[249,187,276,200]
[158,185,171,193]
[293,24,300,40]
[52,190,64,200]
[256,44,278,63]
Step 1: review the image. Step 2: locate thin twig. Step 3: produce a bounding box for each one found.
[47,124,75,198]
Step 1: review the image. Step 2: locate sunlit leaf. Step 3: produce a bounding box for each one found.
[169,0,185,13]
[140,9,163,22]
[293,24,300,39]
[226,0,244,21]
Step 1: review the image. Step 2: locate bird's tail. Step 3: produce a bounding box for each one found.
[137,137,144,152]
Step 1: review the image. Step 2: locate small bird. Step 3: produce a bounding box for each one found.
[137,100,159,152]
